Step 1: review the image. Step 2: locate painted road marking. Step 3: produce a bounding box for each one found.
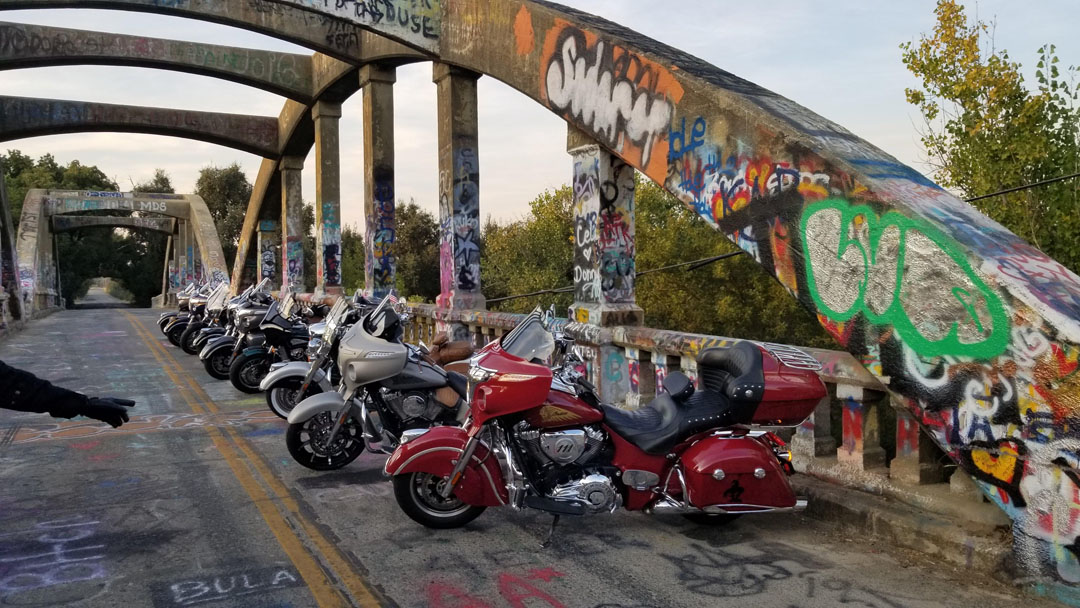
[122,311,383,608]
[10,409,282,445]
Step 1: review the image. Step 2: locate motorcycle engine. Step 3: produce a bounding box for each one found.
[515,423,620,513]
[382,389,441,423]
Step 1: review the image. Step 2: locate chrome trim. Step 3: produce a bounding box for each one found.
[649,498,808,515]
[399,428,429,445]
[761,342,822,371]
[490,425,526,508]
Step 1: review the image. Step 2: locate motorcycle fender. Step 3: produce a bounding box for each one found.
[242,346,269,359]
[680,436,796,511]
[259,362,328,392]
[200,336,236,361]
[165,319,189,333]
[286,392,348,425]
[384,426,507,507]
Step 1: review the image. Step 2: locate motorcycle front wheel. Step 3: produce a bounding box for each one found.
[392,472,486,529]
[229,352,270,394]
[166,323,186,347]
[266,376,323,419]
[202,349,233,380]
[285,412,365,470]
[180,323,205,355]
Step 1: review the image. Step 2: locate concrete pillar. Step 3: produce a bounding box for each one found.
[191,228,202,283]
[792,392,838,472]
[161,235,172,299]
[361,64,397,298]
[890,402,946,485]
[434,63,484,310]
[313,101,343,296]
[257,220,280,283]
[279,156,305,293]
[567,126,643,327]
[177,220,189,286]
[0,162,22,319]
[837,384,887,470]
[625,348,656,409]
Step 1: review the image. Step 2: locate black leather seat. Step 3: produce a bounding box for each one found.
[602,342,766,455]
[697,341,765,404]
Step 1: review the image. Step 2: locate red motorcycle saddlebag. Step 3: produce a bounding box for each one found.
[680,435,796,511]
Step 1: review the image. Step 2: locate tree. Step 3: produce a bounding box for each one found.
[901,0,1080,270]
[481,176,834,347]
[393,200,441,302]
[483,185,574,314]
[341,223,365,294]
[195,163,252,268]
[133,168,174,193]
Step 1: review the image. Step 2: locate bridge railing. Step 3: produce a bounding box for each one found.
[405,303,969,501]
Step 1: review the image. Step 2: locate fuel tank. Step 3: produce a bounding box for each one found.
[524,390,603,429]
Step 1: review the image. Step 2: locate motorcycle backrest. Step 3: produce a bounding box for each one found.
[662,372,695,401]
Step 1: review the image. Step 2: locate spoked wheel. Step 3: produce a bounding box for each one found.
[392,472,486,529]
[266,377,323,419]
[285,412,365,470]
[682,513,741,526]
[229,353,270,394]
[202,349,233,380]
[180,323,205,355]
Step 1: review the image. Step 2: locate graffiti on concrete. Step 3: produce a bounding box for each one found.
[321,199,341,287]
[0,21,311,97]
[284,237,303,291]
[0,97,279,157]
[801,199,1009,359]
[540,23,684,181]
[367,179,395,296]
[439,144,480,306]
[276,0,440,52]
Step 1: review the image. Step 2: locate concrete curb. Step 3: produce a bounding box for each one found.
[792,475,1015,579]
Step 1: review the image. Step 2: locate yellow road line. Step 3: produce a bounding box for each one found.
[124,312,383,607]
[123,312,357,607]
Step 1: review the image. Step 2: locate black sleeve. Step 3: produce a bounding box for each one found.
[0,359,88,418]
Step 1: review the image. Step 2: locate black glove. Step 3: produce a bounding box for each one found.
[81,398,136,428]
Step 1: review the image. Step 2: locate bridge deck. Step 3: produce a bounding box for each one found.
[0,301,1049,608]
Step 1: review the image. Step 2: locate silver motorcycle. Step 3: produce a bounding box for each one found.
[284,293,469,470]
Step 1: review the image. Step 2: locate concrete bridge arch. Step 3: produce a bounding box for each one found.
[0,0,1078,593]
[15,189,227,310]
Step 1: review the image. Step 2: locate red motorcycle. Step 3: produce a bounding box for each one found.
[384,308,826,529]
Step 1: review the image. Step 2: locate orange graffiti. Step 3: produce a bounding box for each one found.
[770,218,798,292]
[513,5,535,56]
[971,444,1021,484]
[539,19,684,183]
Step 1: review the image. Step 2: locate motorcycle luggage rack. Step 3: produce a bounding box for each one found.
[760,343,822,371]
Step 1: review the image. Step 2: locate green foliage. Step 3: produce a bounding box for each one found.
[341,223,365,294]
[2,150,118,228]
[481,177,832,347]
[393,200,440,302]
[901,0,1080,271]
[133,168,174,194]
[195,163,252,269]
[484,185,575,314]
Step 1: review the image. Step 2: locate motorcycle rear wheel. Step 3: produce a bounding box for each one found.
[285,413,365,470]
[392,472,486,529]
[202,349,233,380]
[229,352,270,394]
[180,323,205,355]
[266,376,323,419]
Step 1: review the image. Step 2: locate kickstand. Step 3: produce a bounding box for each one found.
[541,514,560,548]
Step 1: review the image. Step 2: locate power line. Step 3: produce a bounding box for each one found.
[965,171,1080,203]
[486,251,746,305]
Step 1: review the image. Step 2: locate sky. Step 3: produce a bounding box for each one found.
[0,1,1076,230]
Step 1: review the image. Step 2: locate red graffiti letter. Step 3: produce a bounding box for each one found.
[497,573,566,608]
[426,582,493,608]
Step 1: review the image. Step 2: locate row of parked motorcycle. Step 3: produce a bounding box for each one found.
[155,280,829,532]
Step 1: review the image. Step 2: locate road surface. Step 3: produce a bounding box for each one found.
[0,306,1056,608]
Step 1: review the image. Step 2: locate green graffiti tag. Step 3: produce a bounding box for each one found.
[800,199,1009,359]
